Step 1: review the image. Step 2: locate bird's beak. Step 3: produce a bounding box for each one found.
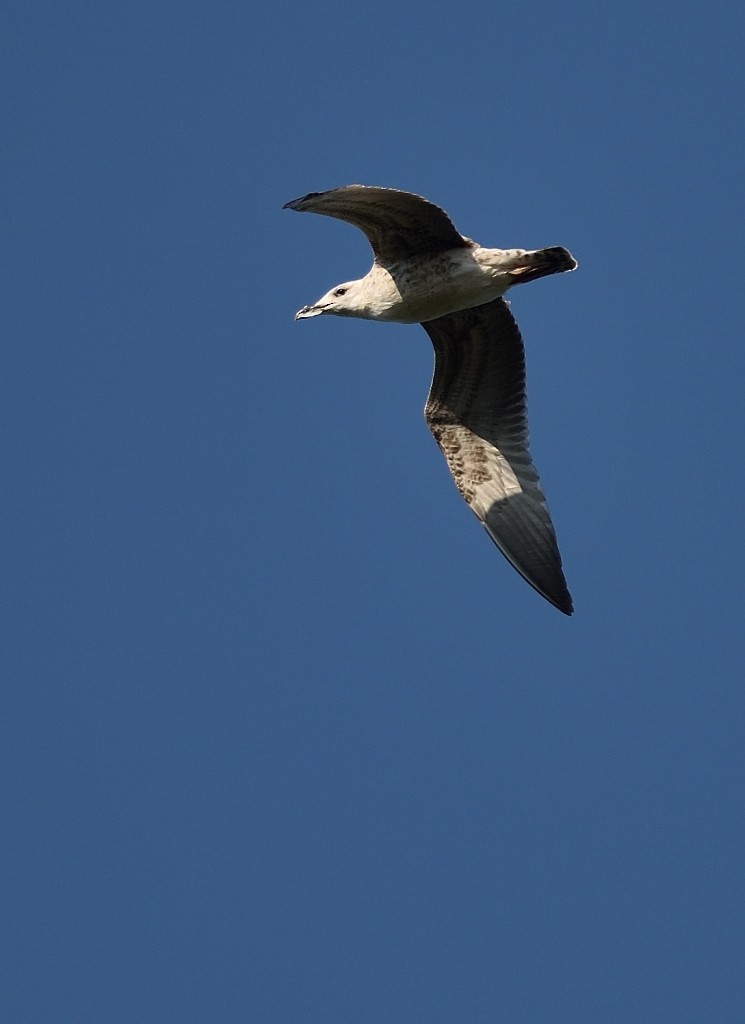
[294,304,326,320]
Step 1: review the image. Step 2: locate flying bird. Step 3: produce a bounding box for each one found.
[283,185,576,614]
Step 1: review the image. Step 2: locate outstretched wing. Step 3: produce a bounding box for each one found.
[283,185,474,265]
[423,298,573,614]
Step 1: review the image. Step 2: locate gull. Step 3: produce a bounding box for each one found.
[283,185,576,614]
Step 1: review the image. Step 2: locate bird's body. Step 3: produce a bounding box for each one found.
[284,185,577,614]
[302,246,571,325]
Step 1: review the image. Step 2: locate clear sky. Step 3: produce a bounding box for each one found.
[3,2,745,1021]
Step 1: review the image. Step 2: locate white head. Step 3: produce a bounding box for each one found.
[294,278,368,320]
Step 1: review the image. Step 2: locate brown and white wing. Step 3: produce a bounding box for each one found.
[283,185,474,265]
[423,298,573,614]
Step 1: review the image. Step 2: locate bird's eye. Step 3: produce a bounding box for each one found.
[333,287,348,297]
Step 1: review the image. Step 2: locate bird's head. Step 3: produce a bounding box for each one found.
[294,279,367,320]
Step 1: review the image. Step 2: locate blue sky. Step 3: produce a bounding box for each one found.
[3,2,745,1021]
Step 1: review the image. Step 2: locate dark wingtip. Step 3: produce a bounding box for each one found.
[282,190,327,211]
[542,579,573,615]
[533,581,573,615]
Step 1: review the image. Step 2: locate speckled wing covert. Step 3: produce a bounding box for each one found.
[282,185,474,264]
[423,298,573,615]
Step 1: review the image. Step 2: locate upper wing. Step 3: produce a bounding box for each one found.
[422,298,573,614]
[283,185,474,265]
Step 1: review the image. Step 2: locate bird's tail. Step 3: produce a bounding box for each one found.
[506,246,577,285]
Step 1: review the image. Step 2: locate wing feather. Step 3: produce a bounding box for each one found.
[283,185,474,264]
[423,298,573,614]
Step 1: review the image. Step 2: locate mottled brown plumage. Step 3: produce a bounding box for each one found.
[423,298,572,614]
